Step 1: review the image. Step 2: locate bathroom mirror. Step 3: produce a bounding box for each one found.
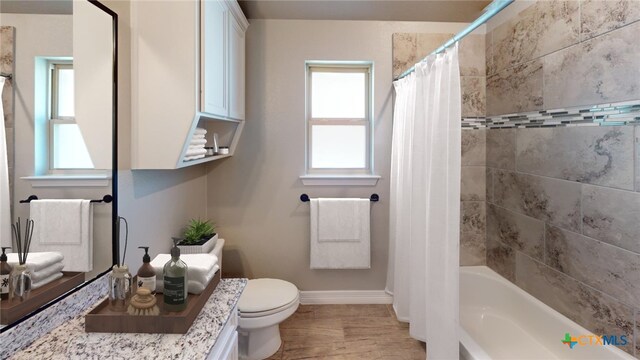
[0,0,117,329]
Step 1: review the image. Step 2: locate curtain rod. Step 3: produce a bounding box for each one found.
[394,0,514,81]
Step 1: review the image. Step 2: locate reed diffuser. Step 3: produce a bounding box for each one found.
[10,218,34,301]
[109,217,132,311]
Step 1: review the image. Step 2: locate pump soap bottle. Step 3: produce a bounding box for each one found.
[136,246,156,294]
[1,248,12,300]
[163,239,188,312]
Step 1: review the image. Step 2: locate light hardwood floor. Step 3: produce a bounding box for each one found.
[266,304,426,360]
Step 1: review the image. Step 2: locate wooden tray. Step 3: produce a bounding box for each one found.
[85,270,221,334]
[1,271,85,325]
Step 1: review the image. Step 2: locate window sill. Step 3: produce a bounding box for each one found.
[21,175,112,188]
[300,174,380,186]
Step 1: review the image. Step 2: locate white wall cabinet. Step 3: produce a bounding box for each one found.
[131,0,248,169]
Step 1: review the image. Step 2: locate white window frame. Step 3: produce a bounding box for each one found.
[305,62,374,178]
[47,61,96,173]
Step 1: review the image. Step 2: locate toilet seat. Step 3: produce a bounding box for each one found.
[238,278,299,314]
[239,293,299,318]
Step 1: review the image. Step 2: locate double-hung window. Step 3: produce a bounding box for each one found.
[48,61,94,171]
[304,63,377,185]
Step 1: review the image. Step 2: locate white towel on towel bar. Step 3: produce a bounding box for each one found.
[310,198,371,269]
[318,199,366,242]
[29,200,93,272]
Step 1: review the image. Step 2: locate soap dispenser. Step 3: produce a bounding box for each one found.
[163,238,188,312]
[1,247,12,300]
[136,246,156,294]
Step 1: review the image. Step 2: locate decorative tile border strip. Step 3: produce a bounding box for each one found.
[461,99,640,129]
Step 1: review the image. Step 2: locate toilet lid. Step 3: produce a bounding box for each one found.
[238,278,299,313]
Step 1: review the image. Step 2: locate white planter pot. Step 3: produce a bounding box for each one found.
[178,233,218,254]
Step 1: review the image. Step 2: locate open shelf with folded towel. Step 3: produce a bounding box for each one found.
[177,116,244,168]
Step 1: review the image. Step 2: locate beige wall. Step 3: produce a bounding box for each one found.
[102,0,209,273]
[206,19,467,290]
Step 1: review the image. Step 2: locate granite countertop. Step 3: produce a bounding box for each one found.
[9,278,247,360]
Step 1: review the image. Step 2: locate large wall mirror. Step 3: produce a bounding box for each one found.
[0,0,117,329]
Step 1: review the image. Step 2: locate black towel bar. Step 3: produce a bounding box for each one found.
[300,194,379,202]
[20,195,113,204]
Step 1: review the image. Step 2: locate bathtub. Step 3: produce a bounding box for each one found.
[459,266,635,360]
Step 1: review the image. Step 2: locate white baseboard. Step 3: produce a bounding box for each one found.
[299,290,393,305]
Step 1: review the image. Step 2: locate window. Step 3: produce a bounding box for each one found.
[48,61,94,170]
[305,63,374,180]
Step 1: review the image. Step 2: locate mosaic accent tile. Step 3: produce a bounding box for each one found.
[486,236,515,282]
[461,129,485,166]
[581,0,640,40]
[486,128,515,170]
[490,1,579,73]
[486,59,543,116]
[460,201,486,266]
[461,166,485,201]
[461,76,486,118]
[493,170,581,232]
[582,184,640,254]
[486,204,544,261]
[458,34,485,77]
[515,253,635,355]
[543,21,640,110]
[545,225,640,308]
[516,126,634,190]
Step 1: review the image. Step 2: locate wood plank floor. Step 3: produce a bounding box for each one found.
[266,304,426,360]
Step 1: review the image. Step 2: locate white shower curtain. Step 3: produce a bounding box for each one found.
[0,77,11,248]
[387,45,461,359]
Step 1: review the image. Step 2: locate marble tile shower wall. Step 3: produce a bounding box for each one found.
[486,0,640,115]
[0,27,14,217]
[393,33,488,266]
[485,1,640,357]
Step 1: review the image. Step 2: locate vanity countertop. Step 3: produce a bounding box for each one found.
[9,278,247,360]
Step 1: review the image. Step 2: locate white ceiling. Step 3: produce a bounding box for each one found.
[238,0,492,22]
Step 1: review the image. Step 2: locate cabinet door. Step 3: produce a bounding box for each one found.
[228,12,245,121]
[202,0,228,118]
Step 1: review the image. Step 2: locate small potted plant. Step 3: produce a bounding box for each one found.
[177,219,218,254]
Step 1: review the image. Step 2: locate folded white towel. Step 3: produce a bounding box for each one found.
[188,144,205,151]
[184,154,206,162]
[6,252,64,272]
[30,200,93,272]
[156,264,219,294]
[186,148,207,157]
[194,128,207,136]
[30,262,65,283]
[191,134,206,140]
[150,253,218,285]
[189,138,207,146]
[32,272,63,290]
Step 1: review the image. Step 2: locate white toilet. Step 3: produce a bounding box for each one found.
[237,278,299,360]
